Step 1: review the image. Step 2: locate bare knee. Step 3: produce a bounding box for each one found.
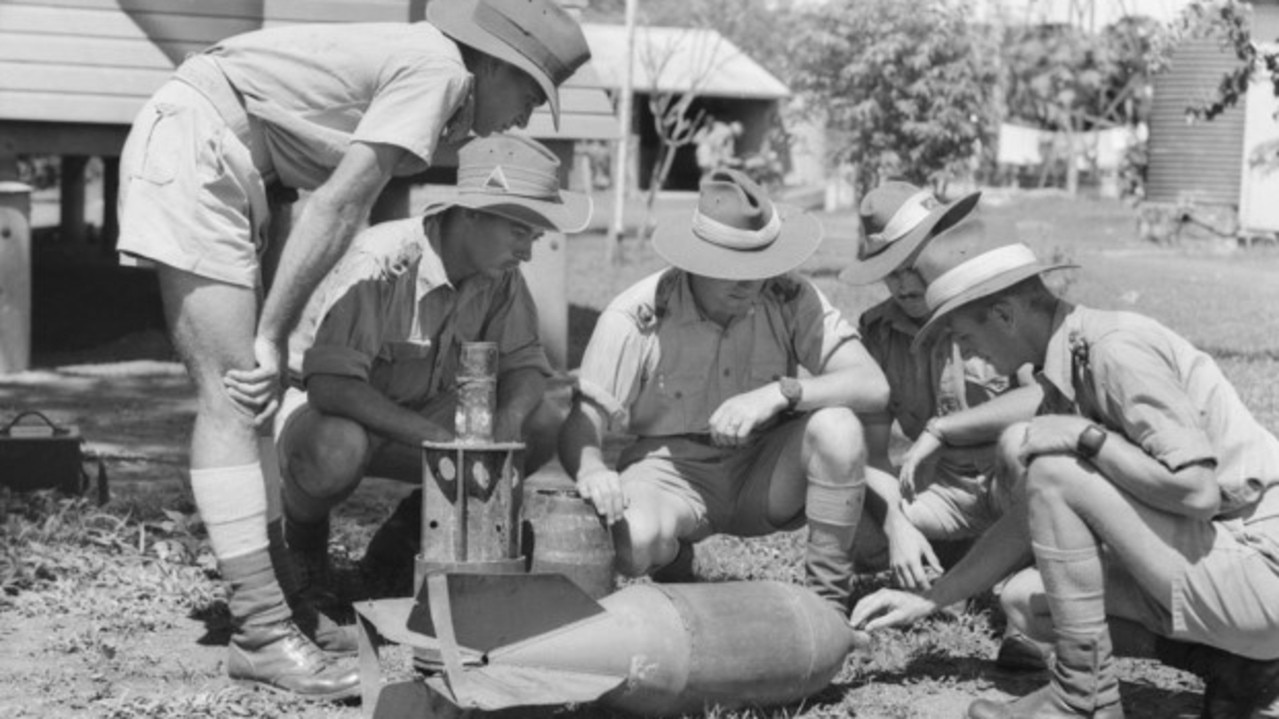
[1024,453,1082,507]
[999,566,1052,642]
[285,417,369,500]
[803,407,866,476]
[614,509,679,577]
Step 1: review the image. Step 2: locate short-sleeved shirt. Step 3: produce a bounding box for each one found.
[859,299,1009,476]
[291,213,551,409]
[1037,304,1279,525]
[210,22,473,190]
[577,269,860,437]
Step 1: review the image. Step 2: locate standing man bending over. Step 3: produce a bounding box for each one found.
[852,243,1279,718]
[275,135,590,600]
[115,1,589,698]
[560,170,890,615]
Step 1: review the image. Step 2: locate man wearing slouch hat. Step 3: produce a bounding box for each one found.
[560,169,890,615]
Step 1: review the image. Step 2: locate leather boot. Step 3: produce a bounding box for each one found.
[269,519,357,656]
[360,490,422,597]
[228,619,360,700]
[996,630,1052,672]
[968,631,1125,718]
[1156,637,1279,719]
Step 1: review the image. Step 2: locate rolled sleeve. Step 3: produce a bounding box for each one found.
[576,308,653,431]
[301,277,387,385]
[1089,335,1216,472]
[792,282,860,373]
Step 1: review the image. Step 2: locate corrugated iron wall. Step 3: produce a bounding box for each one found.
[1146,37,1246,206]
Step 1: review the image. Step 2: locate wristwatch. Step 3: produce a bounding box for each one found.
[1076,423,1108,459]
[778,376,803,410]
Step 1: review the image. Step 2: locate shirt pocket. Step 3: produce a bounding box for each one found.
[131,103,187,186]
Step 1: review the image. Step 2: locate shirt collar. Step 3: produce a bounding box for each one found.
[415,209,454,306]
[1038,303,1082,402]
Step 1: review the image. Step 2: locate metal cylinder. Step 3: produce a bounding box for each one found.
[415,441,526,594]
[523,487,616,599]
[455,341,497,443]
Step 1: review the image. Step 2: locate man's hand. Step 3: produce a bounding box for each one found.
[577,467,627,526]
[708,385,784,448]
[849,588,938,632]
[1018,415,1090,464]
[884,517,942,591]
[898,431,942,500]
[223,334,283,428]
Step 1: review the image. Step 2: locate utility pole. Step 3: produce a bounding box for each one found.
[606,0,638,262]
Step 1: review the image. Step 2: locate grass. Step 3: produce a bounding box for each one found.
[4,190,1278,717]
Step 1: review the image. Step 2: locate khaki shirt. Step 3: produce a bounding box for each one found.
[1038,304,1279,524]
[291,214,551,410]
[577,269,860,437]
[859,299,1009,475]
[210,22,473,189]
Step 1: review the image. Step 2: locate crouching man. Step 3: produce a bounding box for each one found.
[273,135,590,600]
[852,242,1279,718]
[559,170,890,615]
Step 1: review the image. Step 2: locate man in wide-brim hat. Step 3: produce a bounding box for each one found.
[113,0,589,698]
[852,243,1279,718]
[271,133,591,610]
[843,181,1051,671]
[559,169,890,616]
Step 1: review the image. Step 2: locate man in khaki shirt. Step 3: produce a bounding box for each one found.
[271,134,589,629]
[560,170,890,615]
[841,182,1047,670]
[852,243,1279,719]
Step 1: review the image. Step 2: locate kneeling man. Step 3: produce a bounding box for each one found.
[274,135,590,596]
[852,242,1279,718]
[560,170,890,615]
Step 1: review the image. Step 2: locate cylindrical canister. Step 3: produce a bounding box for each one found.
[522,487,617,599]
[455,341,497,443]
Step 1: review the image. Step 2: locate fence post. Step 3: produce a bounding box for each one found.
[0,181,33,374]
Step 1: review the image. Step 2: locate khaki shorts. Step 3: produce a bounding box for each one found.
[905,460,1002,540]
[617,417,810,540]
[1103,516,1279,661]
[116,80,269,288]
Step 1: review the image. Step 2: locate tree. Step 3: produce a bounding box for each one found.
[1000,16,1163,193]
[790,0,999,196]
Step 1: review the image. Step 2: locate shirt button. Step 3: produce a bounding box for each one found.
[723,368,731,377]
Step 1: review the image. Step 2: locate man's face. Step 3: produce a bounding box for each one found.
[947,305,1025,375]
[884,266,929,320]
[463,211,544,277]
[688,275,766,320]
[472,60,546,135]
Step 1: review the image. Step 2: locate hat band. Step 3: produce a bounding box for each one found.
[473,2,570,84]
[691,207,782,251]
[863,189,935,258]
[925,243,1040,311]
[457,163,561,200]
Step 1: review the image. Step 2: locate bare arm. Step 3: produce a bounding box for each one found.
[493,367,548,443]
[1021,415,1219,520]
[929,384,1043,446]
[803,339,891,414]
[558,398,625,524]
[258,142,405,346]
[308,374,452,447]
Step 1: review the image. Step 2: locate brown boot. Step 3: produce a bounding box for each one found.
[269,518,357,655]
[228,620,360,700]
[996,631,1052,673]
[968,631,1125,718]
[1156,637,1279,719]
